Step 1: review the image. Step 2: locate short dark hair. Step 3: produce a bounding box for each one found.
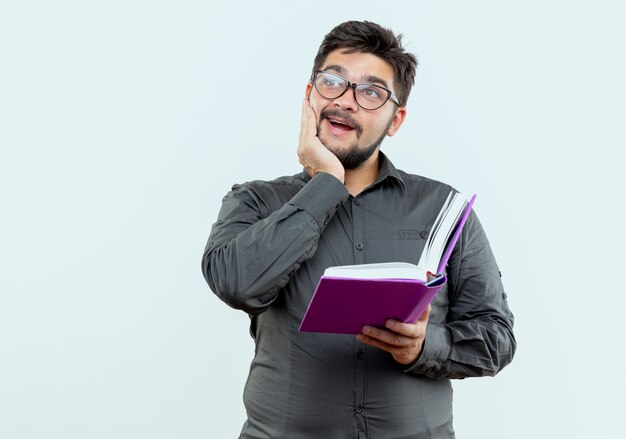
[312,21,418,107]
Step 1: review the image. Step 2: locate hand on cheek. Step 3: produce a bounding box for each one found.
[297,98,345,183]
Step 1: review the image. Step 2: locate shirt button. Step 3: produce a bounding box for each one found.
[354,199,361,206]
[420,231,429,239]
[356,350,365,360]
[356,405,364,414]
[355,242,364,250]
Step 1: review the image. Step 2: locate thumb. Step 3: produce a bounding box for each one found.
[418,304,432,322]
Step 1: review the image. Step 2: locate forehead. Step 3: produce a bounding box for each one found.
[321,49,395,90]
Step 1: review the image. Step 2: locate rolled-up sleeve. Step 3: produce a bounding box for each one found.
[406,211,516,379]
[201,172,349,315]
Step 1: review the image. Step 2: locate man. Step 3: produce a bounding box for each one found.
[202,21,515,439]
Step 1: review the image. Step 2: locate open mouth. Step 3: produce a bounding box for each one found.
[328,119,355,132]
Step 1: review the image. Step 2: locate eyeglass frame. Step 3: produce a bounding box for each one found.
[311,69,401,110]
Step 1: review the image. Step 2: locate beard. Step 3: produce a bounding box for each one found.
[327,132,386,169]
[318,110,395,170]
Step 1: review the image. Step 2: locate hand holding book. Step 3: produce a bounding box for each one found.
[357,304,432,365]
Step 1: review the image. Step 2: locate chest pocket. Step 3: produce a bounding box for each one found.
[364,227,431,265]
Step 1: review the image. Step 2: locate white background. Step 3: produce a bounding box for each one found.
[1,1,624,438]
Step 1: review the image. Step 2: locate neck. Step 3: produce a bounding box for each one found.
[344,150,380,196]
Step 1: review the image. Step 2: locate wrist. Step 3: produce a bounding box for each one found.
[328,169,345,184]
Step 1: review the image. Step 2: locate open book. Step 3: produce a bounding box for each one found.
[299,192,476,334]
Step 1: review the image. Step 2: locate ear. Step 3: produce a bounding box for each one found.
[305,83,312,99]
[386,107,407,137]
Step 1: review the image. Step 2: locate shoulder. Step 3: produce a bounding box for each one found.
[396,168,459,200]
[224,172,307,216]
[230,172,306,196]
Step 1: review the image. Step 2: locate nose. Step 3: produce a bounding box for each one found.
[332,86,358,112]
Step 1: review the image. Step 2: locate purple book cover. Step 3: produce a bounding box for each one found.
[298,275,446,334]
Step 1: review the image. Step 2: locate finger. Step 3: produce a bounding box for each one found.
[384,320,420,338]
[357,333,400,354]
[304,100,318,135]
[358,332,423,365]
[361,325,412,347]
[300,99,309,141]
[300,99,317,144]
[418,304,432,322]
[382,305,431,336]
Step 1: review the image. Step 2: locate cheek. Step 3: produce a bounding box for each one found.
[363,116,391,137]
[378,111,398,135]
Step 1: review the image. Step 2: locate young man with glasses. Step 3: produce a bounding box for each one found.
[202,21,516,438]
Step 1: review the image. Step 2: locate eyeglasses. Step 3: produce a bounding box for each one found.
[312,70,400,110]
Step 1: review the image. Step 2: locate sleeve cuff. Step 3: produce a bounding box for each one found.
[288,172,349,229]
[404,323,451,374]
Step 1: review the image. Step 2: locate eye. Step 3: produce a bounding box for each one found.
[359,86,383,100]
[321,76,342,88]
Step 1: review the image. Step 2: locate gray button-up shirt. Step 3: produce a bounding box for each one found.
[202,154,516,439]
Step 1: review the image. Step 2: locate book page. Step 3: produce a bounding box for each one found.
[417,192,471,274]
[324,262,426,280]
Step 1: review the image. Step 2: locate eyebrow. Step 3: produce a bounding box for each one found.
[323,64,391,90]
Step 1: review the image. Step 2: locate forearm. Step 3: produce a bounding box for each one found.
[407,310,515,379]
[202,172,349,315]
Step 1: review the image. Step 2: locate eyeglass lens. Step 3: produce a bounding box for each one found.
[314,71,390,110]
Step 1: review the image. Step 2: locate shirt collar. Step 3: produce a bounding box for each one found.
[301,151,406,193]
[375,151,406,192]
